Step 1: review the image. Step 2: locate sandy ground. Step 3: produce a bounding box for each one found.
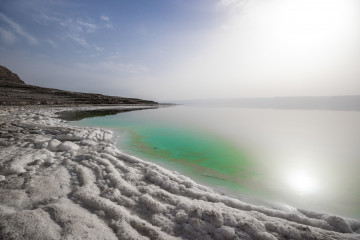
[0,106,359,240]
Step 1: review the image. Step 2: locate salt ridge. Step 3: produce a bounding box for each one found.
[0,106,359,240]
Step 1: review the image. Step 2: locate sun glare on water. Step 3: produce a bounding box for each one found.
[287,170,319,194]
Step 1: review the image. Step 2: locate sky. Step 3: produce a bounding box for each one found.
[0,0,359,101]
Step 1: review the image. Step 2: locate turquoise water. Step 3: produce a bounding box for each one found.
[73,106,360,218]
[75,109,254,194]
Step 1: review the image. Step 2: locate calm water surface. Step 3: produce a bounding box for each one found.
[73,105,360,218]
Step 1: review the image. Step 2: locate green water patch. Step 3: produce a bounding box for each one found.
[133,127,246,175]
[122,125,254,193]
[76,114,255,193]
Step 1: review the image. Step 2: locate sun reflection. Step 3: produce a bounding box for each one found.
[287,170,318,194]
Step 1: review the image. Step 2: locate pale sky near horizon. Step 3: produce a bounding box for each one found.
[0,0,359,101]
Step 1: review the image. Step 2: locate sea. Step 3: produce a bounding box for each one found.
[72,105,360,218]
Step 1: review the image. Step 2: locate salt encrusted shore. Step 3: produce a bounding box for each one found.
[0,106,359,240]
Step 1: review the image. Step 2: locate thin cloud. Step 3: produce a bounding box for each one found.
[218,0,246,8]
[38,11,102,33]
[37,13,104,49]
[67,34,89,48]
[94,45,104,52]
[100,15,113,29]
[47,39,57,48]
[39,14,98,33]
[0,26,16,44]
[217,0,248,16]
[67,34,104,52]
[100,15,109,21]
[76,20,97,33]
[0,13,38,45]
[36,13,64,25]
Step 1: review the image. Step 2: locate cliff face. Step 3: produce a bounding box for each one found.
[0,66,25,85]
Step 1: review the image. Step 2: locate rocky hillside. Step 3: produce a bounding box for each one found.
[0,66,25,85]
[0,66,157,106]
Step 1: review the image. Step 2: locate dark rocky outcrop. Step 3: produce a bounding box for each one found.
[57,108,157,121]
[0,66,25,85]
[0,65,157,106]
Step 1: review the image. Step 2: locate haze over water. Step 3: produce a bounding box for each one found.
[74,105,360,218]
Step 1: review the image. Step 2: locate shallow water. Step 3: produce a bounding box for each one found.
[73,105,360,218]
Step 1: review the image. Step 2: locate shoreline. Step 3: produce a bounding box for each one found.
[0,105,359,239]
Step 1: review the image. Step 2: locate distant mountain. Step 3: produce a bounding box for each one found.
[176,96,360,111]
[0,65,157,106]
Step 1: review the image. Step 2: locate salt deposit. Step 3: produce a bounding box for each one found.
[0,106,359,240]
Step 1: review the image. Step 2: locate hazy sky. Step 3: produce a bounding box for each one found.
[1,0,359,101]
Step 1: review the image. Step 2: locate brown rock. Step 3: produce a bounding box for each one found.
[0,66,25,84]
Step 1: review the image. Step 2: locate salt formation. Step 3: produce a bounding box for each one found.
[0,106,359,240]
